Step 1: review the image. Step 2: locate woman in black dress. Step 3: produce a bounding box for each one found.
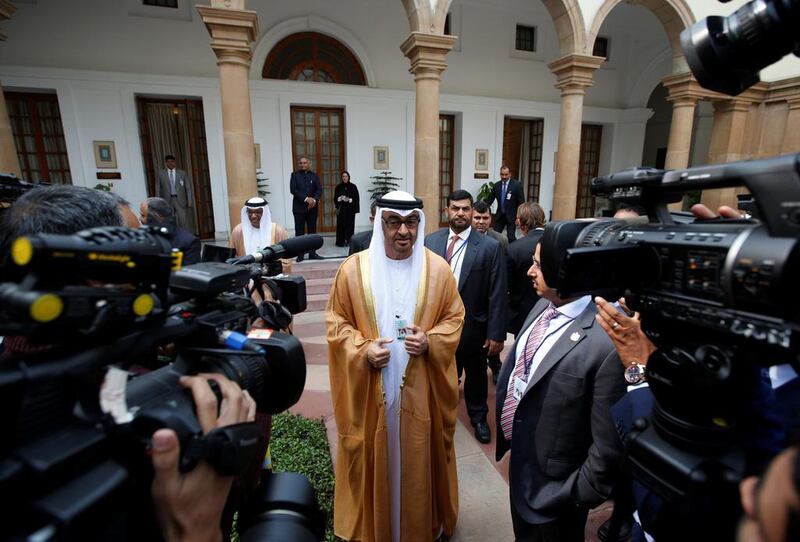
[334,170,360,247]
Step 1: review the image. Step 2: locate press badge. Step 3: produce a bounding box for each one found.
[513,376,527,401]
[506,192,512,201]
[395,317,408,341]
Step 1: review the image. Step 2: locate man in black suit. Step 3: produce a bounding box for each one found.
[496,237,625,541]
[484,166,525,242]
[425,189,507,444]
[140,197,201,265]
[348,201,377,255]
[506,201,546,337]
[289,155,323,261]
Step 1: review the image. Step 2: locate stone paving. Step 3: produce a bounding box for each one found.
[286,234,609,541]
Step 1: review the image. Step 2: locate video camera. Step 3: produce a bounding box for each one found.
[543,1,800,538]
[543,153,800,540]
[0,225,325,540]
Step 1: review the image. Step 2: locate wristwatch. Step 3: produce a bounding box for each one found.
[624,363,647,385]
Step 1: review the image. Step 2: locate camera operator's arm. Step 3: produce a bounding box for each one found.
[151,374,256,542]
[594,296,656,369]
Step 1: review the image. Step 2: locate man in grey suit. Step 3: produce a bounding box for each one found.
[425,189,507,444]
[496,236,625,541]
[155,154,194,234]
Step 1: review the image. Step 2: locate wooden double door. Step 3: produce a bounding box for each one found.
[136,97,215,239]
[290,106,345,232]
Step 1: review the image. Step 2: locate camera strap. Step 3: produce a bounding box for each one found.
[185,421,261,476]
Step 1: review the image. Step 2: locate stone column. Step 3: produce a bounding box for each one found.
[197,0,258,232]
[781,98,800,154]
[661,73,710,210]
[699,98,752,211]
[401,32,456,234]
[548,54,604,220]
[0,0,21,177]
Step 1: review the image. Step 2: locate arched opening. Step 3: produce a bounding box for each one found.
[262,32,367,86]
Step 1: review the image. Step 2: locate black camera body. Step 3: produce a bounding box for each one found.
[540,152,800,538]
[0,226,321,540]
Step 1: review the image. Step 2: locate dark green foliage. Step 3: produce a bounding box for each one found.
[368,171,403,203]
[270,412,338,542]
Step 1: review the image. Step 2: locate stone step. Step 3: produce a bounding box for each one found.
[307,293,330,312]
[292,259,343,280]
[306,277,334,295]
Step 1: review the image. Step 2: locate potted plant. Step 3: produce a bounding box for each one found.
[368,171,403,203]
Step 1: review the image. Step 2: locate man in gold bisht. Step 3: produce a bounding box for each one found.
[326,190,465,542]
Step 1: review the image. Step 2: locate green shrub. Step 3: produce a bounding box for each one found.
[270,412,337,542]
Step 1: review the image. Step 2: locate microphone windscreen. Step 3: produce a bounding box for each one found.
[269,234,324,259]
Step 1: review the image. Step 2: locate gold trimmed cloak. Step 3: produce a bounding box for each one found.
[326,248,464,542]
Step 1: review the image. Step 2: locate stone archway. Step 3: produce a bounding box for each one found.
[540,0,587,56]
[588,0,694,73]
[250,15,377,87]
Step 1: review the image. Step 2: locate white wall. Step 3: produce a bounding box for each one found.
[0,0,720,110]
[0,64,652,234]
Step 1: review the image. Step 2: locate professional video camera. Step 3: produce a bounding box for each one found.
[543,1,800,537]
[0,225,325,540]
[543,153,800,540]
[226,234,325,317]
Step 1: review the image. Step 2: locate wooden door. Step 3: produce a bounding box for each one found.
[439,114,455,226]
[136,97,215,239]
[576,124,603,218]
[290,106,345,232]
[5,91,72,183]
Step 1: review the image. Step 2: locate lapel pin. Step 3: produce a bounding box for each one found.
[570,332,581,342]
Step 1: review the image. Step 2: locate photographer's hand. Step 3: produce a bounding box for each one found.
[150,374,256,542]
[690,204,745,220]
[594,296,656,367]
[404,325,428,356]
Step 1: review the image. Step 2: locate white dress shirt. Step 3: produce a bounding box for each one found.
[446,226,471,288]
[514,295,592,393]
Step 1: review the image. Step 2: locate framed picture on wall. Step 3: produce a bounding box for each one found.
[93,141,117,169]
[373,146,389,169]
[475,149,489,171]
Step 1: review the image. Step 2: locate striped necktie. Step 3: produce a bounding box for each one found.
[500,305,560,440]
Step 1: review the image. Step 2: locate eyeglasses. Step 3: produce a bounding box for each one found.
[382,216,420,230]
[531,256,541,270]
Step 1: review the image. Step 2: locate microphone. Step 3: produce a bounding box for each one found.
[231,234,324,265]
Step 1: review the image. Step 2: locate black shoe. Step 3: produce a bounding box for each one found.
[472,420,491,444]
[309,253,324,260]
[296,255,304,262]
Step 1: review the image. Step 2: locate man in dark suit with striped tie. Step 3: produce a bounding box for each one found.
[496,238,625,541]
[425,189,507,444]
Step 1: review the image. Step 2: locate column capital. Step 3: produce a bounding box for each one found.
[711,97,753,114]
[197,4,258,65]
[661,72,709,106]
[548,54,604,96]
[0,0,17,41]
[400,32,457,81]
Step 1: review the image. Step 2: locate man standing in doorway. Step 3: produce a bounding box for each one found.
[156,154,194,234]
[485,166,524,242]
[289,155,323,261]
[426,190,507,444]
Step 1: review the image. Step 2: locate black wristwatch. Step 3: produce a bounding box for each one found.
[624,363,647,385]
